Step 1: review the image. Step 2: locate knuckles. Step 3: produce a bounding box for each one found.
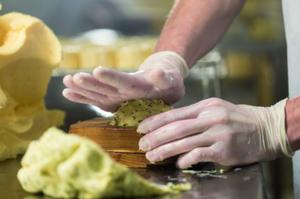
[216,108,231,124]
[206,97,226,107]
[198,106,232,125]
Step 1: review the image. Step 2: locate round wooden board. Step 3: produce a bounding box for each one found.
[69,118,170,168]
[70,118,141,152]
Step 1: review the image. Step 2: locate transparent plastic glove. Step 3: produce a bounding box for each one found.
[137,98,293,169]
[62,51,188,111]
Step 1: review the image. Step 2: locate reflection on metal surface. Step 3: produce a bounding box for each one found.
[0,158,265,199]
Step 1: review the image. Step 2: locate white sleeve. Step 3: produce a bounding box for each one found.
[282,0,300,197]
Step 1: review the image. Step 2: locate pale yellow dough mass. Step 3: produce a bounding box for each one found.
[0,12,64,161]
[18,128,191,198]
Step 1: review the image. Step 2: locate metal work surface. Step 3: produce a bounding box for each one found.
[0,159,265,199]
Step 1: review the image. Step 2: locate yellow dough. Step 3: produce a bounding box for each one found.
[0,12,64,161]
[18,128,191,198]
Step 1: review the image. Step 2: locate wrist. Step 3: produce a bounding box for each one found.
[245,99,293,158]
[268,99,293,157]
[285,97,300,151]
[139,51,189,78]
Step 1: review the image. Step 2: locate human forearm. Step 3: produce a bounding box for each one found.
[286,96,300,151]
[155,0,245,67]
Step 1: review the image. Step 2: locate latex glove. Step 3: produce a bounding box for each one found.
[137,98,293,169]
[62,51,189,111]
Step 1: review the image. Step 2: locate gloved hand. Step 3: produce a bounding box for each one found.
[137,98,293,169]
[62,51,189,111]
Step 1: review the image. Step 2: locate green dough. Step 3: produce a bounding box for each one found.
[109,99,171,127]
[17,127,191,198]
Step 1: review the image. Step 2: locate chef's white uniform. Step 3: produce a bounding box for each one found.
[282,0,300,197]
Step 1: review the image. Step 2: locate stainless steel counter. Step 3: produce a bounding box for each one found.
[0,158,266,199]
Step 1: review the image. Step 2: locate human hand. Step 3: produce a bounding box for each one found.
[62,51,188,111]
[137,98,293,169]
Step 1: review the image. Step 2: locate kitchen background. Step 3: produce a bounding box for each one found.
[1,0,291,198]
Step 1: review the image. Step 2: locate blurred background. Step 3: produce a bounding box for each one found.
[0,0,292,198]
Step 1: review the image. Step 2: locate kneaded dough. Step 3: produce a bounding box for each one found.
[0,12,64,161]
[109,99,171,127]
[18,127,191,198]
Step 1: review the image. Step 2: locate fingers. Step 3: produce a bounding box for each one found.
[176,147,216,169]
[63,74,124,111]
[137,103,204,134]
[144,131,214,163]
[62,88,101,106]
[63,74,75,87]
[64,74,118,97]
[138,97,233,134]
[139,118,211,151]
[93,67,153,95]
[63,75,109,102]
[142,122,236,165]
[72,73,119,97]
[62,88,119,111]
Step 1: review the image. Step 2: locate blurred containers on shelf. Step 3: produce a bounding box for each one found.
[60,33,155,71]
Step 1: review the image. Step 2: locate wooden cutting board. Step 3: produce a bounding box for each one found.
[69,118,172,168]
